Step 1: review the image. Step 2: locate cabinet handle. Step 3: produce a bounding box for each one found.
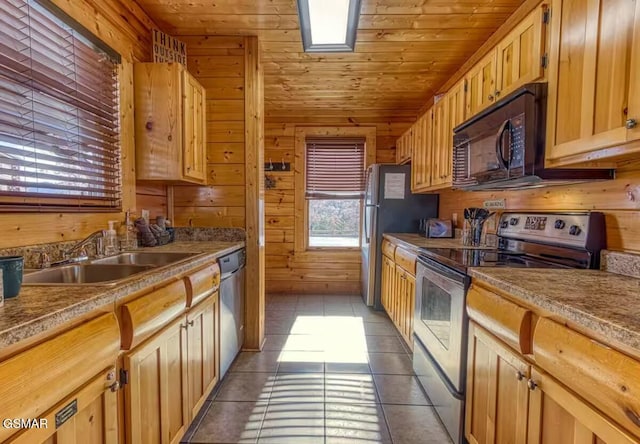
[109,381,121,392]
[495,90,501,98]
[188,320,195,326]
[181,323,189,329]
[527,379,538,391]
[515,371,525,381]
[626,119,637,129]
[488,94,495,102]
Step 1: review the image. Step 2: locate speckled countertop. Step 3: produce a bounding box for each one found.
[383,233,494,251]
[469,268,640,353]
[0,241,244,351]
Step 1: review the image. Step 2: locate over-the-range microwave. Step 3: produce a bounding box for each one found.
[452,83,613,191]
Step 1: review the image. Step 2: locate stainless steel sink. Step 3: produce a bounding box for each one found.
[91,252,197,266]
[23,264,154,286]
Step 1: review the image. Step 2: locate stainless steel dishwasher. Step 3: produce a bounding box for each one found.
[219,248,246,378]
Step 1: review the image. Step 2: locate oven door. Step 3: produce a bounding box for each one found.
[414,257,469,392]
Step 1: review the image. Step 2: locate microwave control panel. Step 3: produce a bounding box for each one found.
[509,115,525,168]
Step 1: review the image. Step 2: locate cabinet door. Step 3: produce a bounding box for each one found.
[465,50,498,117]
[186,293,219,420]
[465,323,530,444]
[546,0,640,163]
[411,110,433,192]
[527,368,638,444]
[182,72,207,182]
[495,4,547,99]
[430,97,450,189]
[381,255,394,315]
[403,272,415,347]
[7,368,118,444]
[124,317,188,444]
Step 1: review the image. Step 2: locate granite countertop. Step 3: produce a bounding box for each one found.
[469,268,640,353]
[0,240,244,352]
[383,233,494,251]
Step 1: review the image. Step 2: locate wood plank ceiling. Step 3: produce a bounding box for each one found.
[134,0,526,120]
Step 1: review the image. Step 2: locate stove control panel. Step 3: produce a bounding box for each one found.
[497,212,604,248]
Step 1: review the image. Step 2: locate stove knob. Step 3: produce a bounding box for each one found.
[554,219,566,230]
[500,220,509,229]
[569,225,582,236]
[509,217,519,226]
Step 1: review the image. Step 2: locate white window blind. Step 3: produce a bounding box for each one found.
[305,137,365,199]
[0,0,121,211]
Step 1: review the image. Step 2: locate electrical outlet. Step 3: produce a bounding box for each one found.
[452,212,458,226]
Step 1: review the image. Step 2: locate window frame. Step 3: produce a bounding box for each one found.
[294,126,376,253]
[0,0,122,212]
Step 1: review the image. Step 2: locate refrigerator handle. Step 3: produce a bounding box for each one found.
[363,167,375,244]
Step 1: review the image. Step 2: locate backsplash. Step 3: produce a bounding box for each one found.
[601,250,640,279]
[0,227,246,269]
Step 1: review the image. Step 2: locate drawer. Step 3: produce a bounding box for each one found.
[533,317,640,439]
[466,284,532,354]
[0,313,120,443]
[395,247,417,275]
[185,263,220,307]
[382,239,396,259]
[120,279,187,350]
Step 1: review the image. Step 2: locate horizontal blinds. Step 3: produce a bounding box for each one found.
[0,0,121,210]
[306,137,365,199]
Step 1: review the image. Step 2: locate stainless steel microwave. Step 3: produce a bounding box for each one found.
[452,83,613,190]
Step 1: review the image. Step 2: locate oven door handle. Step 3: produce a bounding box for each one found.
[495,119,511,170]
[418,257,468,285]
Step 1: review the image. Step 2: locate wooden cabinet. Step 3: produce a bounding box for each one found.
[185,294,219,420]
[396,126,413,164]
[545,0,640,166]
[410,110,433,192]
[380,242,416,350]
[527,368,638,444]
[495,4,547,100]
[134,63,207,184]
[466,281,640,444]
[123,316,188,444]
[123,292,219,444]
[465,51,499,117]
[466,322,530,444]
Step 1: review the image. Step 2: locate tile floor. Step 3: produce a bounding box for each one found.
[182,294,452,444]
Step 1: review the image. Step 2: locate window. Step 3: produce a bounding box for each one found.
[296,0,362,52]
[0,0,121,211]
[305,137,365,248]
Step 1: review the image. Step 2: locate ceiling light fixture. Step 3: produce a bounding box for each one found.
[296,0,362,52]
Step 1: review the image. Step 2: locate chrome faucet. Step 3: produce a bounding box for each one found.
[54,230,107,266]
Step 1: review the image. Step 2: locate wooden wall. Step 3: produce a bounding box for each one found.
[0,0,157,248]
[438,163,640,253]
[170,36,247,228]
[263,117,410,294]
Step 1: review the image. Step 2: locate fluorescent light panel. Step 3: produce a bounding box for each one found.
[297,0,361,52]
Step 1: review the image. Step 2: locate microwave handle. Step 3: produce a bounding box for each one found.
[495,120,511,169]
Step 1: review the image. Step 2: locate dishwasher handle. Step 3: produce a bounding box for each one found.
[221,265,245,281]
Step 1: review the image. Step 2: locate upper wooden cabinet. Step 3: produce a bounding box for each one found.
[411,110,433,192]
[466,4,548,117]
[396,127,413,164]
[134,63,207,184]
[545,0,640,166]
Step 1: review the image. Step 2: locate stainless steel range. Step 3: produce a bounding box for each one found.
[412,211,606,444]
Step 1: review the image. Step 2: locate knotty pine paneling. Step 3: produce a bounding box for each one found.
[438,164,640,253]
[263,119,407,294]
[0,0,158,248]
[173,36,247,228]
[136,184,168,219]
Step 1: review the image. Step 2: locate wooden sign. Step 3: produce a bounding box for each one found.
[152,29,187,65]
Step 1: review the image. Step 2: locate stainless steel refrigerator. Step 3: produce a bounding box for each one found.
[361,164,439,309]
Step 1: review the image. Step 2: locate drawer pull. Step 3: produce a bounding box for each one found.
[516,371,525,381]
[109,381,121,392]
[527,379,538,391]
[626,119,637,129]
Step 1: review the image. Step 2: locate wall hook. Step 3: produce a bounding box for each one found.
[281,158,286,170]
[268,158,273,171]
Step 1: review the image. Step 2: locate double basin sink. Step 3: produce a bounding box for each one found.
[23,252,198,286]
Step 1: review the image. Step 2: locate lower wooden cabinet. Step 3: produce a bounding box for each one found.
[7,367,118,444]
[380,245,415,350]
[466,322,640,444]
[123,292,220,444]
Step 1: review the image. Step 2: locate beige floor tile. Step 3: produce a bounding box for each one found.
[325,373,379,404]
[269,373,324,403]
[373,374,431,405]
[363,322,398,336]
[215,372,275,402]
[190,401,266,444]
[382,404,453,443]
[326,403,392,444]
[230,351,281,373]
[365,335,406,353]
[258,402,324,443]
[368,352,414,375]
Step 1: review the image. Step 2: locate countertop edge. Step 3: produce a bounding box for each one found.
[0,241,245,352]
